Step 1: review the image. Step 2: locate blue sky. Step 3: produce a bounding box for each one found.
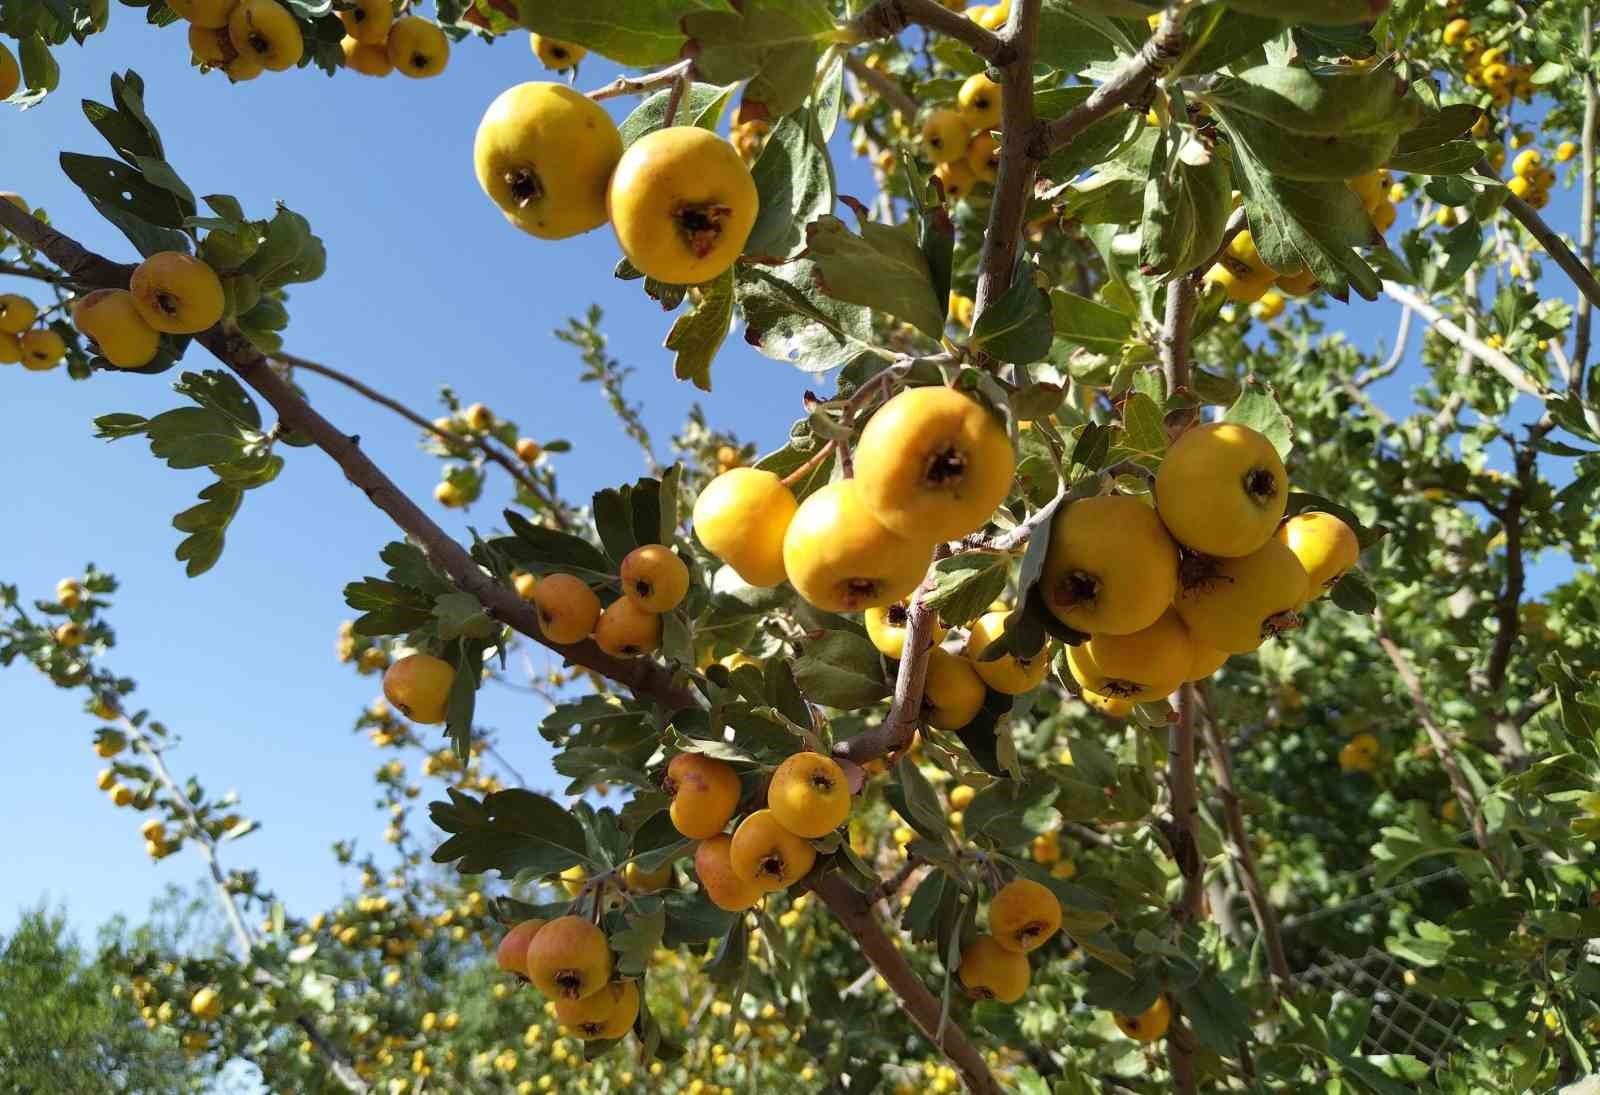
[2,18,1585,939]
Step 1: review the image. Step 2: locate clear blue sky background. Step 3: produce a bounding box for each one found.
[2,19,1583,939]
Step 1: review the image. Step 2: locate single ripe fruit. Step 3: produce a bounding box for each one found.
[20,330,66,371]
[692,468,797,588]
[1339,732,1380,773]
[620,544,689,613]
[593,597,662,658]
[110,783,134,806]
[0,42,19,100]
[72,289,161,369]
[381,654,455,725]
[1186,641,1229,682]
[767,752,851,839]
[964,611,1051,695]
[387,16,449,78]
[694,834,764,912]
[533,573,602,645]
[170,0,235,27]
[338,0,391,44]
[967,132,1000,183]
[622,860,674,891]
[1114,995,1171,1042]
[864,601,947,660]
[934,160,978,203]
[55,621,86,647]
[189,25,233,64]
[1174,539,1309,654]
[531,34,586,71]
[526,916,611,1001]
[957,73,1002,132]
[1275,511,1359,599]
[782,480,932,614]
[475,83,622,240]
[853,386,1014,543]
[433,481,467,508]
[496,918,547,977]
[130,252,225,335]
[555,979,638,1041]
[342,36,392,77]
[95,731,126,758]
[560,864,586,897]
[1155,422,1287,558]
[228,0,303,72]
[1066,607,1191,703]
[190,987,223,1020]
[96,768,116,791]
[608,126,759,285]
[516,437,541,462]
[666,753,741,839]
[0,294,38,333]
[1043,495,1177,635]
[958,934,1029,1003]
[1083,691,1132,718]
[730,809,816,891]
[988,878,1061,954]
[920,108,970,164]
[923,648,987,729]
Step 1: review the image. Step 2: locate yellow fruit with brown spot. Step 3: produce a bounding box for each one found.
[767,752,851,839]
[20,329,66,371]
[666,753,741,839]
[533,573,602,645]
[957,73,1002,132]
[526,916,611,1001]
[920,108,970,164]
[342,36,392,76]
[475,83,622,240]
[967,131,1000,183]
[228,0,303,71]
[0,295,38,334]
[1174,539,1309,654]
[72,289,161,369]
[496,919,546,977]
[620,544,689,613]
[531,34,586,71]
[1043,494,1178,635]
[170,0,234,28]
[730,809,816,891]
[622,860,674,891]
[934,160,978,203]
[339,0,391,44]
[1066,608,1191,703]
[593,597,661,658]
[693,468,797,588]
[1114,995,1170,1041]
[964,611,1051,695]
[130,252,225,335]
[387,16,448,78]
[1276,511,1359,599]
[864,601,947,659]
[555,980,637,1040]
[189,24,234,64]
[782,479,932,614]
[988,878,1061,954]
[694,833,765,911]
[381,654,455,726]
[1155,422,1287,558]
[958,934,1029,1003]
[923,648,986,729]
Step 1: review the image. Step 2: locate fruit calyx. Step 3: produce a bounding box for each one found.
[758,852,787,881]
[923,444,967,488]
[154,290,183,319]
[674,202,735,259]
[1243,466,1280,504]
[1051,569,1100,609]
[505,167,545,209]
[1178,551,1228,593]
[554,969,585,998]
[1261,609,1303,641]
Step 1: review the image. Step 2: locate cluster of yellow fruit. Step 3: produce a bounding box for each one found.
[521,542,689,656]
[1044,423,1360,710]
[1203,229,1319,311]
[0,291,66,371]
[868,601,1052,728]
[1338,730,1382,773]
[494,916,640,1042]
[964,0,1010,29]
[1441,20,1536,109]
[1506,147,1559,210]
[954,877,1063,1002]
[918,72,1004,203]
[474,83,758,286]
[70,251,224,370]
[334,0,449,80]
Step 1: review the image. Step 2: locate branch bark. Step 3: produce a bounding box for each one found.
[972,0,1041,316]
[1576,5,1597,384]
[1485,156,1600,316]
[811,874,1002,1095]
[586,58,694,102]
[1381,280,1546,399]
[840,0,1013,65]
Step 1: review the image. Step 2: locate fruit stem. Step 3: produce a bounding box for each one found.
[779,440,835,487]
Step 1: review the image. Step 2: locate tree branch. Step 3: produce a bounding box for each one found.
[844,55,919,120]
[972,0,1041,316]
[811,874,1002,1095]
[1483,155,1600,316]
[1576,6,1597,384]
[839,0,1013,65]
[0,260,71,285]
[1381,280,1546,399]
[585,58,694,102]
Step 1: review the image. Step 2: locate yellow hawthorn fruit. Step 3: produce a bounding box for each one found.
[934,159,978,203]
[59,579,84,608]
[1441,16,1470,43]
[96,768,116,791]
[782,479,932,614]
[989,878,1061,954]
[854,386,1013,543]
[1043,494,1178,635]
[1175,538,1309,654]
[666,753,741,839]
[533,573,602,645]
[1186,641,1229,682]
[1204,262,1274,304]
[559,864,586,897]
[382,654,455,725]
[96,731,126,758]
[0,42,18,100]
[620,544,689,613]
[958,934,1029,1003]
[694,833,765,911]
[496,919,547,977]
[1346,170,1385,211]
[920,108,970,165]
[957,73,1002,132]
[1339,731,1380,773]
[730,809,817,891]
[767,752,851,839]
[526,916,611,1001]
[608,126,758,285]
[923,648,986,729]
[0,294,38,333]
[225,54,264,82]
[1276,267,1318,297]
[555,980,638,1041]
[1226,228,1268,272]
[1435,207,1459,228]
[964,611,1050,695]
[593,596,661,658]
[864,600,947,659]
[433,480,467,508]
[189,25,234,65]
[966,131,1000,184]
[1557,141,1578,163]
[0,332,19,364]
[1155,422,1287,558]
[342,37,392,76]
[1533,166,1557,190]
[949,784,976,811]
[190,987,223,1021]
[1114,995,1171,1041]
[72,289,161,369]
[339,0,391,44]
[622,860,674,891]
[1066,608,1191,703]
[531,34,586,71]
[228,0,303,71]
[1507,176,1534,201]
[693,468,797,587]
[130,252,224,335]
[20,329,66,371]
[110,783,134,807]
[475,84,621,240]
[1371,200,1397,233]
[387,16,448,78]
[1276,511,1359,599]
[511,571,538,602]
[515,437,541,462]
[170,0,234,28]
[1251,290,1285,322]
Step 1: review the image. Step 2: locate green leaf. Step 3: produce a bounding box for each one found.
[971,267,1054,365]
[793,630,889,709]
[736,259,880,374]
[430,787,590,877]
[592,484,639,565]
[1050,290,1132,353]
[618,81,737,146]
[60,151,185,228]
[803,213,944,338]
[1233,151,1380,302]
[499,510,615,583]
[925,554,1011,627]
[1386,140,1483,176]
[1329,567,1376,614]
[1174,975,1253,1056]
[1222,376,1292,460]
[611,905,666,978]
[665,268,734,391]
[445,639,484,761]
[170,480,241,578]
[680,1,834,117]
[1118,391,1167,461]
[343,578,435,638]
[433,592,498,641]
[746,112,834,261]
[518,2,737,66]
[894,756,950,839]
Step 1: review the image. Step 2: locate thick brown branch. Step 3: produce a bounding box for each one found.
[972,0,1041,316]
[840,0,1013,65]
[1577,7,1597,383]
[1485,469,1527,693]
[811,874,1002,1095]
[1166,683,1205,927]
[1483,155,1600,316]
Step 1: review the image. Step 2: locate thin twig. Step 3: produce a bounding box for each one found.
[0,260,70,285]
[1381,280,1545,399]
[586,58,694,102]
[844,55,919,120]
[1483,155,1600,315]
[839,0,1013,65]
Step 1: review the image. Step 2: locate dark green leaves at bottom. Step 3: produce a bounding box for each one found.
[665,269,735,391]
[793,630,889,708]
